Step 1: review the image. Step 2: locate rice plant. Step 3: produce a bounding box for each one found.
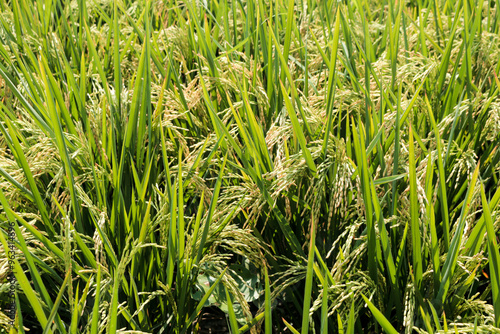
[1,0,500,333]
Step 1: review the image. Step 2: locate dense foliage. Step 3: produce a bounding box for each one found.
[1,0,500,333]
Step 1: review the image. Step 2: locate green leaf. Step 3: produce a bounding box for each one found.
[361,294,399,334]
[481,182,500,327]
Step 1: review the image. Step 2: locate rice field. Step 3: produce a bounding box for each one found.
[1,0,500,333]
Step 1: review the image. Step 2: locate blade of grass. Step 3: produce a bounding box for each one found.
[409,124,423,290]
[361,294,398,334]
[321,9,341,160]
[283,318,300,334]
[42,270,71,334]
[434,163,480,311]
[225,286,240,334]
[301,215,316,334]
[480,182,500,327]
[265,266,272,334]
[181,268,228,334]
[279,80,317,174]
[346,299,356,334]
